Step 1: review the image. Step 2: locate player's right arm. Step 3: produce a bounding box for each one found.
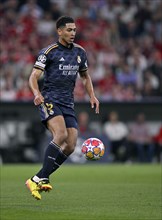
[29,68,44,106]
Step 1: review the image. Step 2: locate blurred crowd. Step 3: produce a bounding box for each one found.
[0,110,161,163]
[1,0,162,102]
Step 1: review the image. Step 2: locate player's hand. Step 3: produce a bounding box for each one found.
[34,93,44,106]
[90,96,100,114]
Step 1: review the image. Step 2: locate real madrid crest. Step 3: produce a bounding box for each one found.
[77,56,81,63]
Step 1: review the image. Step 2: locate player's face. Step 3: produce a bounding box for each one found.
[58,23,76,46]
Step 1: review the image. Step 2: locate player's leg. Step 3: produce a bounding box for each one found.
[39,127,78,185]
[26,115,68,198]
[33,115,68,185]
[35,118,78,191]
[25,127,77,200]
[38,117,78,177]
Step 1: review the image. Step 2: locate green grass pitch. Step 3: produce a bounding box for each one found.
[0,164,161,220]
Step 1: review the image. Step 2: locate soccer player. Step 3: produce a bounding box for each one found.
[26,16,99,200]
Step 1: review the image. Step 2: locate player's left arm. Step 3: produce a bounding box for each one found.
[79,70,99,114]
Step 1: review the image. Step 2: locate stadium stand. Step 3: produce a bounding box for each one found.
[1,0,162,102]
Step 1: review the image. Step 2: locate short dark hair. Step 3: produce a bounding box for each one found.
[56,16,75,29]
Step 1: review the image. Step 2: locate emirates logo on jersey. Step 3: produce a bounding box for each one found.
[59,64,79,76]
[77,56,81,63]
[59,64,79,71]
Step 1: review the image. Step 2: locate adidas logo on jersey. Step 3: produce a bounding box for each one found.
[59,57,65,61]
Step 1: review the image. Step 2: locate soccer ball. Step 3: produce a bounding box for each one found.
[81,138,105,161]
